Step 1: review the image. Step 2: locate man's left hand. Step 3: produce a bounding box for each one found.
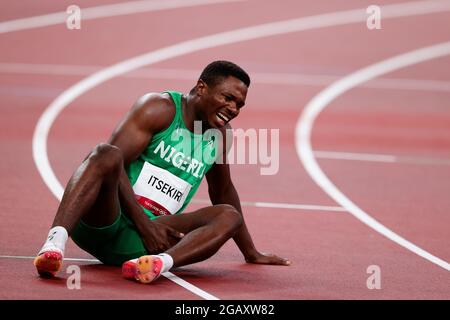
[245,252,291,266]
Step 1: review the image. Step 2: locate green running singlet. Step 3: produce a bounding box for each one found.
[126,91,219,219]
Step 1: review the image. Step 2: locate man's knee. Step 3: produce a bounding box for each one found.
[215,204,243,234]
[88,143,123,174]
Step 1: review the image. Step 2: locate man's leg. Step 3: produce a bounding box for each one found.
[34,143,123,277]
[158,205,242,266]
[124,205,242,283]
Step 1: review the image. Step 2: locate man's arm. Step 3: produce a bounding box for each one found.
[205,126,290,265]
[206,166,256,258]
[108,93,184,252]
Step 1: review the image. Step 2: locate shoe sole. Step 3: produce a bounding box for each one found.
[135,255,162,284]
[34,251,63,278]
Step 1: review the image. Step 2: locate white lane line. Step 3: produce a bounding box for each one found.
[296,42,450,271]
[3,62,450,93]
[0,254,219,299]
[366,77,450,93]
[0,0,243,34]
[163,272,219,300]
[314,151,398,163]
[191,198,345,212]
[31,0,450,299]
[315,151,450,166]
[256,72,450,92]
[251,202,345,212]
[0,255,99,262]
[396,155,450,166]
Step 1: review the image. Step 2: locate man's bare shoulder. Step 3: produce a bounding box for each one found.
[131,92,176,133]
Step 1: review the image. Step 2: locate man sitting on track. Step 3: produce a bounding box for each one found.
[34,60,290,284]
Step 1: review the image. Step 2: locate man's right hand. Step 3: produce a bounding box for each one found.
[137,218,184,253]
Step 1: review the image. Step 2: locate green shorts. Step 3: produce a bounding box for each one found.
[71,211,152,266]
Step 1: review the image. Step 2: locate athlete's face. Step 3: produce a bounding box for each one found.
[197,76,248,129]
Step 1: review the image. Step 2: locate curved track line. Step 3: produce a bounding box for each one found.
[191,198,345,212]
[32,0,450,298]
[296,42,450,271]
[33,0,450,203]
[0,0,243,34]
[4,62,450,93]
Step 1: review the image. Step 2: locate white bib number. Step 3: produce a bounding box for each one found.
[133,162,192,216]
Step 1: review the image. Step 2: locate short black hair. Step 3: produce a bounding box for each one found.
[199,60,251,88]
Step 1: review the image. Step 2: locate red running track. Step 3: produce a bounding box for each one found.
[0,0,449,299]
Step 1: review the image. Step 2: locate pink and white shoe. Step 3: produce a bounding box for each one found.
[122,259,139,280]
[122,255,163,284]
[33,250,63,278]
